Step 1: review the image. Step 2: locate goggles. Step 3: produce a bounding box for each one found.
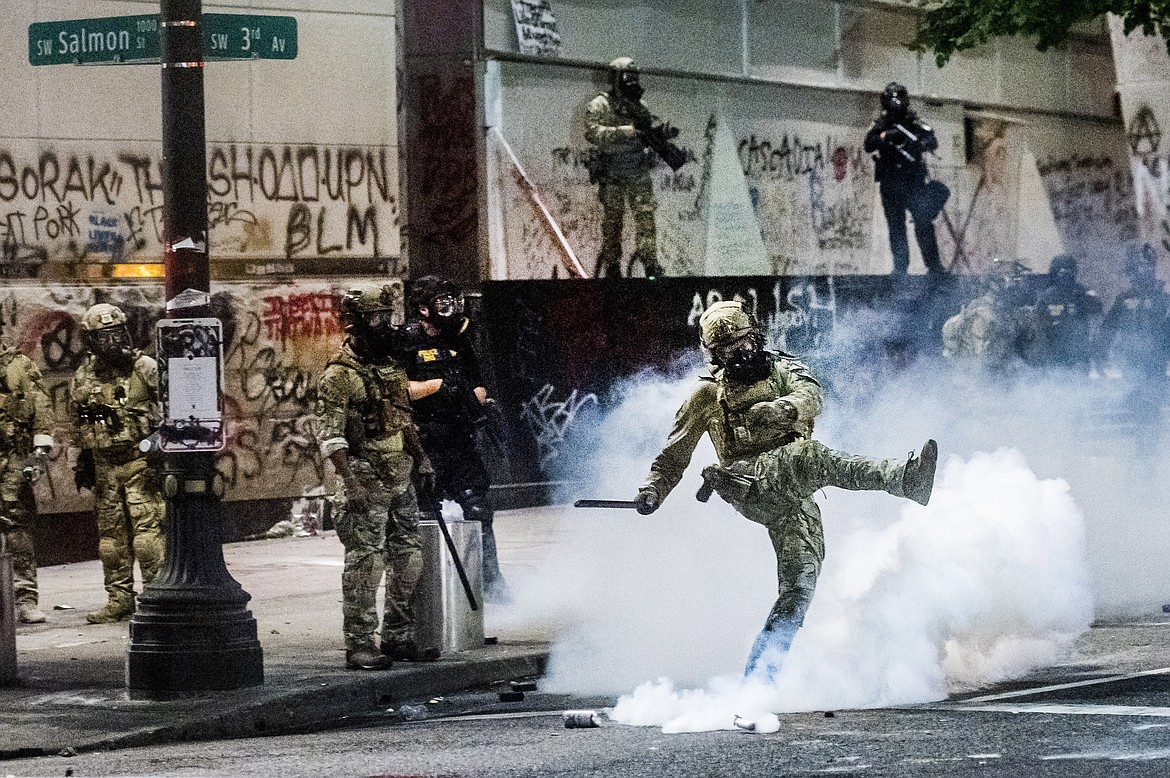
[430,293,464,319]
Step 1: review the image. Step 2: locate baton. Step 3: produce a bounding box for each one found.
[573,499,638,509]
[431,511,479,611]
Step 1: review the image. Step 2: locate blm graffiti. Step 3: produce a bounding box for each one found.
[0,279,369,513]
[0,142,399,276]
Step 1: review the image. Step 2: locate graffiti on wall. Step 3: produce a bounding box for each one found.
[0,279,366,513]
[0,142,399,275]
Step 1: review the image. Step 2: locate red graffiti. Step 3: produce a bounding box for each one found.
[260,292,342,343]
[832,146,850,183]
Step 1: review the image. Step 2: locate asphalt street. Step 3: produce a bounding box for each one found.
[7,668,1170,777]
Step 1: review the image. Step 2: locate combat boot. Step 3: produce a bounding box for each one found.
[382,640,439,662]
[902,439,938,506]
[346,645,394,671]
[16,601,47,624]
[86,596,135,624]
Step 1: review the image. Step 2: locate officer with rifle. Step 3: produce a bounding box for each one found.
[69,303,164,624]
[585,56,687,279]
[864,82,946,275]
[397,276,509,603]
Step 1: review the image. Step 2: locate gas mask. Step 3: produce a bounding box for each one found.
[425,293,466,334]
[87,325,135,372]
[616,70,644,102]
[880,82,910,120]
[352,309,398,361]
[714,334,770,383]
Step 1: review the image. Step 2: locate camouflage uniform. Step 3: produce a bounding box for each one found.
[585,57,662,278]
[70,347,164,623]
[0,339,55,622]
[316,342,423,656]
[639,301,935,680]
[942,292,1043,371]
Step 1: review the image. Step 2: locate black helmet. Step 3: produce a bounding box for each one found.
[410,275,467,333]
[880,82,910,116]
[1049,254,1077,282]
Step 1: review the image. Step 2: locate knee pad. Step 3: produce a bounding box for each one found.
[458,488,492,524]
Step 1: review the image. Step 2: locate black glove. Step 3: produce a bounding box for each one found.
[74,448,96,492]
[634,488,660,515]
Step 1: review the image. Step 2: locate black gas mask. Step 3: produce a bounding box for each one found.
[425,292,466,334]
[615,69,644,102]
[351,308,398,361]
[880,82,910,120]
[713,333,770,382]
[87,325,135,372]
[1050,256,1077,290]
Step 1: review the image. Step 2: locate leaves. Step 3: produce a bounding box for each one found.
[909,0,1170,66]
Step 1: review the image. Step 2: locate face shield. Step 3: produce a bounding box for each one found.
[426,292,466,333]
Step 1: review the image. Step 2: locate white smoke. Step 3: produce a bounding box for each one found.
[492,354,1106,732]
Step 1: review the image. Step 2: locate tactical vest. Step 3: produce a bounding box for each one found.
[710,359,814,462]
[327,355,410,456]
[0,350,36,450]
[73,355,158,451]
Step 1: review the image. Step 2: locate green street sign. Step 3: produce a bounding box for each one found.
[28,13,297,66]
[204,14,297,60]
[29,15,159,65]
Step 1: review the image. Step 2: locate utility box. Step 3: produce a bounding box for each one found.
[412,520,484,656]
[1,543,16,684]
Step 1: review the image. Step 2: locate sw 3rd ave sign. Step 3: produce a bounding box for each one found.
[28,13,297,66]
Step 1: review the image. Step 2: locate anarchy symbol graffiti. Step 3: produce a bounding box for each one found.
[1127,104,1162,156]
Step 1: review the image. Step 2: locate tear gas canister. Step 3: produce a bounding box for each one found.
[563,710,601,728]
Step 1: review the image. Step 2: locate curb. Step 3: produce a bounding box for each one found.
[5,647,548,758]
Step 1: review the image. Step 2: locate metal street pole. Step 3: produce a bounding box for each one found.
[126,0,263,696]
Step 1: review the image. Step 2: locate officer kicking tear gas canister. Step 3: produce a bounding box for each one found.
[69,303,165,624]
[584,57,687,279]
[632,301,937,681]
[0,321,55,624]
[316,284,439,670]
[397,276,509,603]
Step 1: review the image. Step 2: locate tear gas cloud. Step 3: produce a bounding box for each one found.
[496,303,1164,731]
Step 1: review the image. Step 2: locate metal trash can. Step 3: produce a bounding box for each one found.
[1,536,16,685]
[412,520,484,656]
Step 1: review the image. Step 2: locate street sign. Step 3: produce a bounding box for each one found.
[29,15,159,66]
[203,14,297,60]
[28,13,297,66]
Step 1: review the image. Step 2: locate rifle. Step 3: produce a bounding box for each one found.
[631,109,688,171]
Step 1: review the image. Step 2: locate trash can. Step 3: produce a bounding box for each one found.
[412,520,484,656]
[1,536,16,685]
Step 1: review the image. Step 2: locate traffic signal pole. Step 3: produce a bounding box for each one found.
[125,0,263,696]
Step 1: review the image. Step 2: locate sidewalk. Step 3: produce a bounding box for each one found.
[1,506,565,759]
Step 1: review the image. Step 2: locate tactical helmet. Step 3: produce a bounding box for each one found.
[699,301,758,350]
[608,56,643,100]
[880,82,910,115]
[340,282,403,327]
[81,303,128,332]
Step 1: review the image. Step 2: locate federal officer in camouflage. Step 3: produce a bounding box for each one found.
[942,259,1043,371]
[636,301,937,681]
[70,303,164,624]
[316,283,437,671]
[0,323,55,624]
[585,56,668,278]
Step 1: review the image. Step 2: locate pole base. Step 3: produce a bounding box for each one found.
[126,600,263,698]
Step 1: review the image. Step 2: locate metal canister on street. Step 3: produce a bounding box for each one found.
[733,715,756,732]
[563,710,601,728]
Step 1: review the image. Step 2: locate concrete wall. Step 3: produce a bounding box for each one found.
[1,0,400,276]
[482,1,1133,286]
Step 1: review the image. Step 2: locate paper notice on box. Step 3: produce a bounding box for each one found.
[168,356,219,418]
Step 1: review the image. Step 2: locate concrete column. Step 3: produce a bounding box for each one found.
[397,0,484,286]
